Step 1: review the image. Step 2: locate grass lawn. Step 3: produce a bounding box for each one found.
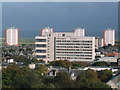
[1,38,35,45]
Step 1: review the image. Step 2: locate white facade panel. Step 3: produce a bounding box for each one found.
[103,29,115,46]
[35,28,95,62]
[73,28,85,37]
[5,27,19,46]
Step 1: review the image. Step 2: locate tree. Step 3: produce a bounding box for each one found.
[75,69,99,88]
[2,65,45,88]
[92,61,110,66]
[62,60,72,69]
[72,63,81,68]
[54,72,74,88]
[50,60,72,69]
[74,62,90,67]
[75,69,110,88]
[87,82,110,88]
[11,55,32,65]
[2,65,26,88]
[97,70,113,82]
[34,64,48,76]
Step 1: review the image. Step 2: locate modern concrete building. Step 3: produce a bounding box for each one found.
[98,57,118,63]
[103,28,115,46]
[35,27,95,62]
[40,27,54,36]
[95,37,103,49]
[5,27,19,46]
[73,27,85,37]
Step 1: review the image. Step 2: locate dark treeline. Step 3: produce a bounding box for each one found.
[2,65,112,88]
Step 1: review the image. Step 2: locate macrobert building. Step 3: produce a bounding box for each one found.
[35,27,96,63]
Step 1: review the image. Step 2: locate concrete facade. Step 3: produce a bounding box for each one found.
[95,37,103,49]
[5,27,19,46]
[35,27,95,62]
[103,29,115,46]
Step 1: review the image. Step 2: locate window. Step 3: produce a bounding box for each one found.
[36,50,46,53]
[62,34,65,36]
[36,44,46,47]
[36,55,46,58]
[36,39,46,42]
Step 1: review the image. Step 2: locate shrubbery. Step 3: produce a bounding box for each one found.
[2,65,111,88]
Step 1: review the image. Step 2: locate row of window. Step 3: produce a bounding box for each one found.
[36,45,92,48]
[36,44,46,47]
[36,39,46,42]
[46,34,66,37]
[36,56,92,59]
[56,54,92,57]
[56,38,82,39]
[36,50,46,53]
[56,52,92,54]
[36,55,46,58]
[56,49,92,51]
[56,57,92,59]
[56,40,92,42]
[56,46,92,48]
[56,43,92,45]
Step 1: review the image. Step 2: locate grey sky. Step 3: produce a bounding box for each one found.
[0,2,1,23]
[2,0,119,2]
[2,2,118,38]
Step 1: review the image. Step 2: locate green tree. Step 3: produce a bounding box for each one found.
[97,69,113,82]
[31,58,45,64]
[2,65,26,88]
[34,64,48,76]
[72,63,82,68]
[92,61,110,66]
[2,65,46,88]
[75,69,110,88]
[50,60,72,69]
[87,82,110,88]
[75,69,100,88]
[54,72,74,88]
[73,61,90,67]
[11,55,32,65]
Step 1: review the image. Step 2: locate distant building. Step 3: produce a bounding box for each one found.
[48,67,82,80]
[98,57,118,63]
[95,52,105,58]
[5,27,19,46]
[5,58,14,63]
[95,37,103,49]
[105,52,118,57]
[35,27,95,62]
[103,28,115,46]
[81,67,118,73]
[40,27,54,36]
[73,27,85,37]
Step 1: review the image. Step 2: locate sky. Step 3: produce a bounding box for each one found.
[2,2,118,38]
[1,0,120,2]
[0,2,2,39]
